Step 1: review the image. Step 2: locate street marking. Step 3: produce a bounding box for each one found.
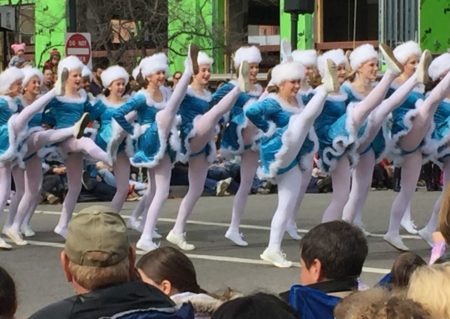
[31,209,422,240]
[18,239,389,274]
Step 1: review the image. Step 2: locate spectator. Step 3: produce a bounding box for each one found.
[30,205,188,319]
[212,292,297,319]
[137,247,230,318]
[89,64,105,96]
[9,42,27,68]
[374,296,431,319]
[0,266,17,319]
[280,221,368,318]
[390,252,426,289]
[171,71,182,88]
[43,48,60,81]
[334,288,389,319]
[41,66,54,93]
[407,263,450,318]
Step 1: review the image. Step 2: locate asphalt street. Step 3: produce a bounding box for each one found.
[0,189,440,318]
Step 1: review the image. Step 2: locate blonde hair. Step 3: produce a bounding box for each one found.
[439,183,450,245]
[407,263,450,318]
[68,251,129,290]
[334,288,389,319]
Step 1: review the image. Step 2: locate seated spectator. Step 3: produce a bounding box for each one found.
[280,221,368,318]
[374,296,431,319]
[407,263,450,318]
[30,205,191,319]
[390,252,426,289]
[0,266,17,319]
[211,292,297,319]
[137,247,235,318]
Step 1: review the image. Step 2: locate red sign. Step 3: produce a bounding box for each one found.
[65,33,91,66]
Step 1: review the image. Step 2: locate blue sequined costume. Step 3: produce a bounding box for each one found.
[313,91,359,173]
[245,93,317,178]
[341,81,388,162]
[0,96,21,162]
[90,95,133,162]
[423,98,450,166]
[112,88,180,168]
[388,85,426,162]
[177,86,216,163]
[211,80,262,157]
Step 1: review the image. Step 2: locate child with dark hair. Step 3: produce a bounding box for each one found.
[0,266,17,319]
[137,247,232,318]
[212,292,297,319]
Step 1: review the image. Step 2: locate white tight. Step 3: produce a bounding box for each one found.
[111,152,131,212]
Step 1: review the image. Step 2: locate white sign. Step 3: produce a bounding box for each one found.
[65,32,92,68]
[0,6,15,31]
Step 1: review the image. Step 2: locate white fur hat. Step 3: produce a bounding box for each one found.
[428,53,450,81]
[140,52,168,77]
[393,41,422,65]
[317,49,348,78]
[271,61,304,85]
[349,44,378,71]
[292,49,317,67]
[0,67,24,95]
[57,56,84,82]
[198,51,214,66]
[101,65,130,88]
[22,66,44,87]
[81,65,92,80]
[233,46,262,69]
[132,66,140,80]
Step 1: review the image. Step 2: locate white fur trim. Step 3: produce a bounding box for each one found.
[349,44,378,71]
[0,68,24,95]
[138,87,171,109]
[55,88,88,104]
[22,67,44,87]
[428,53,450,81]
[140,53,168,77]
[186,86,212,102]
[266,93,303,113]
[233,46,262,69]
[101,65,130,88]
[97,94,128,108]
[317,49,348,78]
[57,56,84,83]
[393,41,422,65]
[1,95,19,112]
[292,49,317,66]
[263,121,277,138]
[271,62,304,85]
[198,51,214,66]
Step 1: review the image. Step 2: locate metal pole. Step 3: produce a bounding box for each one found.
[291,13,298,50]
[68,0,77,32]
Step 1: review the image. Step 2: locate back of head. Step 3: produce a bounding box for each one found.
[407,263,450,318]
[137,246,201,294]
[301,221,368,280]
[0,266,17,319]
[375,297,431,319]
[439,183,450,245]
[334,288,389,319]
[64,205,131,291]
[391,252,426,289]
[211,292,297,319]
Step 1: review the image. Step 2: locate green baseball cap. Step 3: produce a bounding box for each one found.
[65,205,129,267]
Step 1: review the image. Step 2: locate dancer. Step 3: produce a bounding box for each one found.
[245,59,337,267]
[43,56,113,238]
[291,49,318,101]
[113,45,198,252]
[320,44,404,223]
[417,53,450,247]
[165,52,249,251]
[212,46,263,246]
[90,65,133,213]
[384,52,450,251]
[342,41,430,231]
[3,67,89,245]
[0,67,58,249]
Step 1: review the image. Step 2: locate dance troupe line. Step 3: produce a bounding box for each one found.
[0,41,450,268]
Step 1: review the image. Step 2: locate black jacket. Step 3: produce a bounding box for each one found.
[30,281,182,319]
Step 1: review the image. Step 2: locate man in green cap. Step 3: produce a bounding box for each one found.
[30,205,193,319]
